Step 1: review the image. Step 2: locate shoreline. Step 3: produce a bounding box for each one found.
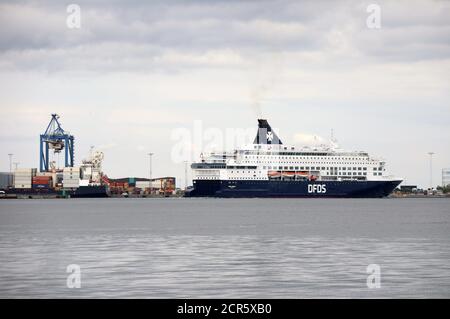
[1,194,449,200]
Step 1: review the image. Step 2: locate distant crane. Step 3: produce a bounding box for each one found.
[8,153,13,173]
[428,152,434,190]
[40,114,74,172]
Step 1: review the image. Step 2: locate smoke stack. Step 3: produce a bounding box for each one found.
[253,119,282,145]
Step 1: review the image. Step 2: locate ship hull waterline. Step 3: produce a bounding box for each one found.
[185,180,402,198]
[69,186,110,198]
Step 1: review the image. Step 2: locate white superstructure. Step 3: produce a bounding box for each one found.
[62,149,105,188]
[80,150,104,185]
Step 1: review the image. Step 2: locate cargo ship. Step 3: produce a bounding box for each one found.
[9,150,110,198]
[69,185,110,198]
[185,119,402,198]
[64,150,110,198]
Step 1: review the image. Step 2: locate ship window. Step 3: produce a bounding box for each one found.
[363,167,367,170]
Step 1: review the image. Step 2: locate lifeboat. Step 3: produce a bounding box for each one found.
[295,171,309,176]
[268,171,282,177]
[281,171,296,177]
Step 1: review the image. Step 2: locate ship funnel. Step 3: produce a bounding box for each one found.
[253,119,283,145]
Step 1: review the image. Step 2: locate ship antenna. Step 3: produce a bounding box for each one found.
[330,128,339,150]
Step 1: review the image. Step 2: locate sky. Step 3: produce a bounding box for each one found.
[0,0,449,188]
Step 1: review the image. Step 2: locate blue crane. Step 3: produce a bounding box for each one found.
[40,114,74,172]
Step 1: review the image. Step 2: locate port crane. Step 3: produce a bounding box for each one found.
[40,114,74,172]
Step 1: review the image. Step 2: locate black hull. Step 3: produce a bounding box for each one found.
[70,186,110,198]
[185,180,402,198]
[6,188,57,195]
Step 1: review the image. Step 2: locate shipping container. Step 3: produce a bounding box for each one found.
[32,184,50,189]
[14,184,32,189]
[14,168,36,189]
[32,182,51,186]
[33,176,52,181]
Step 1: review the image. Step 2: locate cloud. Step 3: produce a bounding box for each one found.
[1,0,449,74]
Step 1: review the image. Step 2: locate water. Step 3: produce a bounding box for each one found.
[0,198,449,298]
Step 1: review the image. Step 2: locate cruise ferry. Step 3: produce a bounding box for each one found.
[185,119,402,198]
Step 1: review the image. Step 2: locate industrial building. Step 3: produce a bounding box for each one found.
[0,172,13,189]
[443,168,450,187]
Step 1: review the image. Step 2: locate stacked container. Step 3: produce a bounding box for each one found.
[36,171,57,188]
[32,176,52,189]
[63,167,80,189]
[14,168,37,189]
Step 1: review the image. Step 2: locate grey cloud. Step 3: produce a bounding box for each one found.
[0,0,449,73]
[0,1,326,51]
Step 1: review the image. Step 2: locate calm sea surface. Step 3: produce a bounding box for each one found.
[0,198,449,298]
